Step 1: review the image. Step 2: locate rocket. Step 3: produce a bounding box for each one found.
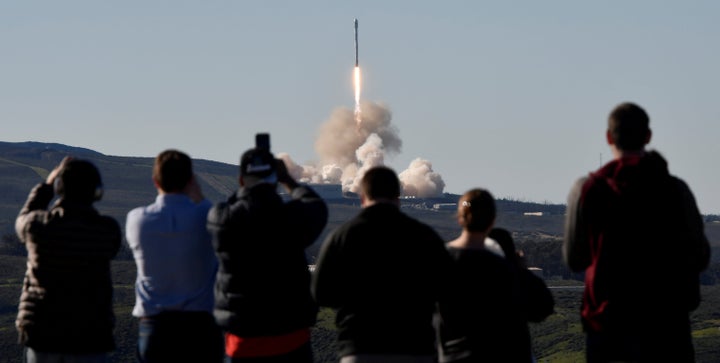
[354,18,359,67]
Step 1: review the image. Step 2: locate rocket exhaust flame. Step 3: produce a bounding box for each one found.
[354,66,361,125]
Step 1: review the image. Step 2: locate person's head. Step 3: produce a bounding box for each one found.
[360,166,401,206]
[457,188,495,233]
[153,149,193,193]
[239,147,277,187]
[607,102,652,152]
[54,159,103,204]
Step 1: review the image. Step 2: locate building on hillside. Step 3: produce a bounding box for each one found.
[528,267,543,278]
[308,183,343,200]
[433,203,457,211]
[279,183,343,202]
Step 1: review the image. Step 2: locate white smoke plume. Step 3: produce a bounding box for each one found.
[283,101,445,197]
[399,158,446,198]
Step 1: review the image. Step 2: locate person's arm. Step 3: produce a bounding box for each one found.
[100,216,123,260]
[183,174,207,204]
[275,158,300,193]
[311,232,345,308]
[277,159,329,246]
[676,178,711,272]
[15,157,71,242]
[520,269,555,322]
[207,200,235,252]
[563,176,591,272]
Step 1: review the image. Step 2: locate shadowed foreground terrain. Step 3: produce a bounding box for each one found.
[2,255,719,362]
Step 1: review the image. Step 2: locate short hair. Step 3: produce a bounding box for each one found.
[55,159,103,203]
[361,166,401,201]
[458,188,496,232]
[608,102,650,151]
[153,150,193,193]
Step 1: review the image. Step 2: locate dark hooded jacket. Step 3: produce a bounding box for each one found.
[312,203,457,358]
[15,183,121,353]
[207,183,328,336]
[564,151,710,333]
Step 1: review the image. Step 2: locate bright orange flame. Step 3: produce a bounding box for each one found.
[353,66,361,125]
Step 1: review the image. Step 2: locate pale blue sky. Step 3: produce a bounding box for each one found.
[2,1,719,213]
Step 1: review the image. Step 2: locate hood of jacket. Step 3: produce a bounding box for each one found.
[592,150,670,196]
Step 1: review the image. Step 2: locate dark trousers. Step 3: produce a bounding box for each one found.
[586,323,695,363]
[137,311,224,363]
[225,341,313,363]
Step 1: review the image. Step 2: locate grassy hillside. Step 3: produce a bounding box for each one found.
[3,259,718,362]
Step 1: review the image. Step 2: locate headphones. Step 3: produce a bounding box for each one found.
[53,162,104,202]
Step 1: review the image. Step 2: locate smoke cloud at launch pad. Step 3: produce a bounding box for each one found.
[279,101,445,198]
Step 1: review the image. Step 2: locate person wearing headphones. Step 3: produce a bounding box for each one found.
[15,156,122,363]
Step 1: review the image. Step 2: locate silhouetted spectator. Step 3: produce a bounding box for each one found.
[126,150,223,362]
[15,156,121,363]
[313,166,456,363]
[489,227,554,361]
[438,188,538,362]
[208,139,328,362]
[564,102,711,362]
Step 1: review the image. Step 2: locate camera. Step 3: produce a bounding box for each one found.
[255,133,270,151]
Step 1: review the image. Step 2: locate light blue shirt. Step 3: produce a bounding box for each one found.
[125,194,217,317]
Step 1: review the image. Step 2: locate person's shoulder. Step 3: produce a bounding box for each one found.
[126,204,147,218]
[125,202,160,227]
[577,171,613,201]
[20,209,50,232]
[333,211,364,231]
[401,212,433,229]
[208,196,244,225]
[208,201,227,219]
[401,213,443,240]
[448,246,508,266]
[666,175,701,210]
[194,198,213,215]
[92,212,122,234]
[572,173,601,193]
[575,174,591,187]
[669,174,692,191]
[483,237,506,258]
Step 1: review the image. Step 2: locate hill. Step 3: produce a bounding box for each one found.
[0,141,572,257]
[0,141,237,234]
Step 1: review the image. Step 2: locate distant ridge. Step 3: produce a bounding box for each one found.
[0,141,104,157]
[0,141,239,238]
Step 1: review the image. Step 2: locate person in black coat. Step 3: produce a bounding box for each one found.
[489,227,555,361]
[207,142,328,363]
[312,166,456,363]
[439,189,552,363]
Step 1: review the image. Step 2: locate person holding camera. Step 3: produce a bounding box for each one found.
[125,149,223,363]
[15,156,121,363]
[207,135,328,363]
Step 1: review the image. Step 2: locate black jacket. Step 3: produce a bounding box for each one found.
[312,203,455,357]
[207,183,328,336]
[15,183,121,353]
